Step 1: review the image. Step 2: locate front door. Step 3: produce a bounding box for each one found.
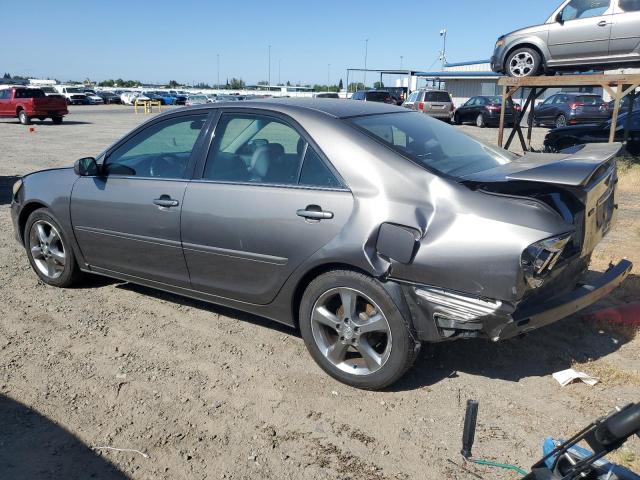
[71,112,209,286]
[181,111,353,304]
[548,0,613,61]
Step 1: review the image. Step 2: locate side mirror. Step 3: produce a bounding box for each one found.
[556,11,565,24]
[74,157,99,176]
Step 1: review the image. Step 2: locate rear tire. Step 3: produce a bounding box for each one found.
[299,270,420,390]
[555,114,567,129]
[476,113,486,128]
[506,47,542,78]
[24,209,81,288]
[18,109,30,125]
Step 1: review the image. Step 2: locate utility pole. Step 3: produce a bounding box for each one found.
[268,45,272,88]
[440,29,447,68]
[278,59,281,85]
[363,38,369,88]
[216,53,220,89]
[327,64,331,92]
[400,55,403,69]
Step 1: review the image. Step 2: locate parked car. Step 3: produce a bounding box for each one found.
[53,86,87,105]
[532,93,609,128]
[144,91,177,105]
[608,93,639,112]
[39,86,63,97]
[350,90,396,104]
[314,92,340,99]
[95,91,122,104]
[10,99,630,389]
[453,95,521,127]
[83,91,104,105]
[168,90,188,105]
[491,0,640,77]
[121,92,150,105]
[185,94,209,106]
[544,110,640,155]
[402,89,455,122]
[0,87,68,124]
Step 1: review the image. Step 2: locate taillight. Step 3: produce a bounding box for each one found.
[450,103,455,112]
[514,104,522,111]
[602,102,609,111]
[486,105,500,111]
[418,102,424,110]
[569,102,584,110]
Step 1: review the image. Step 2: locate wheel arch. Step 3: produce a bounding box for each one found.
[18,201,49,244]
[291,262,374,328]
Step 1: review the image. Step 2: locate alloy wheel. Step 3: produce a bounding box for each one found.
[509,52,536,77]
[28,220,66,279]
[310,287,392,376]
[556,115,567,128]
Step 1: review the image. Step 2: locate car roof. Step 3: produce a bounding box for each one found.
[170,98,403,119]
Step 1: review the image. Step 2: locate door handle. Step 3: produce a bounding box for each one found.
[153,195,179,208]
[297,205,334,220]
[597,20,608,26]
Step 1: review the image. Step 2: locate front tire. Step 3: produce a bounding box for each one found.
[299,270,419,390]
[476,113,486,128]
[506,47,542,78]
[24,209,81,288]
[18,110,30,125]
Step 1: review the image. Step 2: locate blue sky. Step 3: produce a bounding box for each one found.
[2,0,563,85]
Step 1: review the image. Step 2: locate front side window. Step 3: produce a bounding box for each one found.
[619,0,640,11]
[204,113,340,188]
[104,114,207,178]
[348,112,516,178]
[562,0,610,20]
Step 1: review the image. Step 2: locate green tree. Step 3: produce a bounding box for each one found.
[373,81,384,89]
[338,78,343,90]
[286,80,291,86]
[3,73,10,79]
[348,82,365,92]
[229,78,245,89]
[98,79,115,87]
[168,80,179,88]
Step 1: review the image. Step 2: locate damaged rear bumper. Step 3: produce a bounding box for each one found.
[399,259,632,342]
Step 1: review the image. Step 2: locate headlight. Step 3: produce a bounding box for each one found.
[12,178,23,200]
[495,38,505,48]
[521,233,572,288]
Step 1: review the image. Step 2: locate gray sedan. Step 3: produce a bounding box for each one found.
[10,99,631,389]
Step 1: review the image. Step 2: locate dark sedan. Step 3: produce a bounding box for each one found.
[544,111,640,156]
[96,91,122,104]
[10,99,630,389]
[350,90,396,104]
[453,96,520,128]
[533,93,610,129]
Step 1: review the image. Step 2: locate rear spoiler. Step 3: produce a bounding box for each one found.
[506,143,622,187]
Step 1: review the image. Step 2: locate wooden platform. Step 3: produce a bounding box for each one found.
[496,73,640,152]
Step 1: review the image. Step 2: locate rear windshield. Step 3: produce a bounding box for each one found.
[348,112,516,178]
[365,91,390,102]
[483,96,502,104]
[423,91,451,102]
[575,95,602,104]
[15,89,45,98]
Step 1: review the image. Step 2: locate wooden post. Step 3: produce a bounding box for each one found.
[610,86,623,143]
[498,84,508,148]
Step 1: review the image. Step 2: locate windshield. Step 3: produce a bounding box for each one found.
[348,112,516,178]
[365,91,391,102]
[66,87,83,93]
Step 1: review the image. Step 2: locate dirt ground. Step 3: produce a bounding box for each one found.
[1,106,638,480]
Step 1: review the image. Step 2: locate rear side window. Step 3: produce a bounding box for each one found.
[575,95,602,104]
[299,147,341,188]
[0,90,10,100]
[620,0,640,10]
[365,91,390,102]
[15,89,45,98]
[423,91,451,102]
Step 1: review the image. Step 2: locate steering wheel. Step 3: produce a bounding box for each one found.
[149,154,185,178]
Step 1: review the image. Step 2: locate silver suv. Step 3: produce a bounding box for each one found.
[491,0,640,77]
[402,89,454,122]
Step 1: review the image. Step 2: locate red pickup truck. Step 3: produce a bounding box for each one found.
[0,87,68,125]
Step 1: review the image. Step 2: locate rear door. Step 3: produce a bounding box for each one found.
[609,0,640,56]
[71,112,210,287]
[535,94,560,123]
[181,110,353,304]
[548,0,613,61]
[458,97,476,122]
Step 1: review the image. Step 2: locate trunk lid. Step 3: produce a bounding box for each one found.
[462,143,621,256]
